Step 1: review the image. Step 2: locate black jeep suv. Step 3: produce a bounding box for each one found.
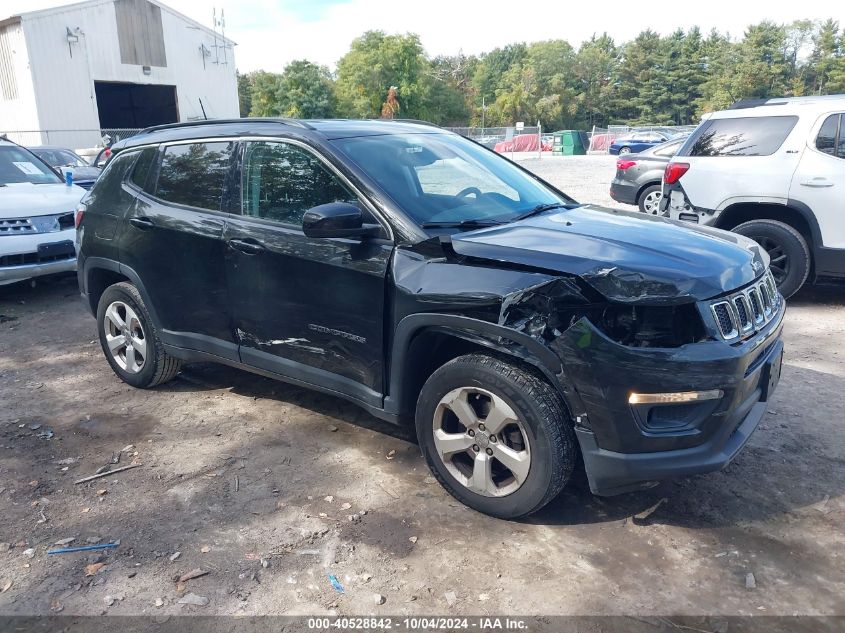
[76,119,785,518]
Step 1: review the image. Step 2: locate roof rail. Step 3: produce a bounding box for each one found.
[389,119,443,129]
[729,95,845,110]
[137,118,315,136]
[728,99,782,110]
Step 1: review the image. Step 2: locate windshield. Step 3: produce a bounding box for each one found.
[332,133,572,226]
[0,146,62,185]
[32,148,87,168]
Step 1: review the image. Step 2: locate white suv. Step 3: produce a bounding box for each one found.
[0,139,84,286]
[662,95,845,297]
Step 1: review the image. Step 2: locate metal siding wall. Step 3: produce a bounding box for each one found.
[114,0,166,67]
[0,21,41,138]
[12,0,238,149]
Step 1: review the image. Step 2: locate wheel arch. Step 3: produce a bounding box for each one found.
[713,201,821,250]
[83,259,162,330]
[635,180,662,204]
[385,314,568,421]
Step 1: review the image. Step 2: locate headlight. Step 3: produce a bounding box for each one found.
[594,303,707,348]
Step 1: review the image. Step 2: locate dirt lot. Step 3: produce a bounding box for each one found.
[0,157,843,619]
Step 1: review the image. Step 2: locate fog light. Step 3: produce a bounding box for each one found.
[628,390,723,405]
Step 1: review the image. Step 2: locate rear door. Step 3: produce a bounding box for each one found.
[120,140,238,359]
[224,139,392,405]
[789,111,845,250]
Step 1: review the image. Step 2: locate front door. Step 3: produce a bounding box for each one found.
[224,140,392,406]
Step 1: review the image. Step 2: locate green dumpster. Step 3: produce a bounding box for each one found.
[552,130,588,155]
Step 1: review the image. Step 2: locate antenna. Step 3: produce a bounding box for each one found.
[210,7,230,66]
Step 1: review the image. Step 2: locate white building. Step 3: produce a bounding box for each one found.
[0,0,238,148]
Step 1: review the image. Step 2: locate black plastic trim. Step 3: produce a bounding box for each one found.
[385,313,566,416]
[162,344,398,424]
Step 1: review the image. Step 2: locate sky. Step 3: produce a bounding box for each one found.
[5,0,845,73]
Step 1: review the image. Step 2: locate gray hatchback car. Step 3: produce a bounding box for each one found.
[609,137,685,214]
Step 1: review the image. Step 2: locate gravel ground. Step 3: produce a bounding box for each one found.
[518,154,623,209]
[0,157,843,620]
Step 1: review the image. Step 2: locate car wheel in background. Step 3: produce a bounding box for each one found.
[415,353,575,519]
[638,184,663,214]
[733,219,810,298]
[96,282,182,388]
[618,147,632,155]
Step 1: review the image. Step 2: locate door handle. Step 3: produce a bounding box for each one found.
[228,238,265,255]
[129,217,155,230]
[800,178,834,188]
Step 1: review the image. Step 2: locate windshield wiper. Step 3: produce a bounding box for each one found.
[511,202,572,222]
[422,218,505,229]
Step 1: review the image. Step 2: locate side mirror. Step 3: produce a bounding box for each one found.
[302,202,379,239]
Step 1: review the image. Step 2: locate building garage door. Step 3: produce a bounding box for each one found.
[95,81,178,128]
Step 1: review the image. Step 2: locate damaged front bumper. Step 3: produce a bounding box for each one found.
[556,303,784,495]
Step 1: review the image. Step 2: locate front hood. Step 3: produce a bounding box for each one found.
[0,183,86,219]
[449,205,769,304]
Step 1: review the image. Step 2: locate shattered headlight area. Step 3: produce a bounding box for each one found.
[592,303,708,348]
[497,277,708,349]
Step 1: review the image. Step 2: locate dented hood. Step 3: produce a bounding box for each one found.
[449,205,769,304]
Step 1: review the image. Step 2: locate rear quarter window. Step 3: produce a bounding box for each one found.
[815,113,843,158]
[679,116,799,157]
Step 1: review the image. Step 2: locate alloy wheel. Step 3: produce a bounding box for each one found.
[103,301,147,374]
[642,190,661,214]
[754,236,790,285]
[432,386,531,497]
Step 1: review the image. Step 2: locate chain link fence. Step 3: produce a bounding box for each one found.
[587,124,697,153]
[444,126,550,155]
[0,128,142,153]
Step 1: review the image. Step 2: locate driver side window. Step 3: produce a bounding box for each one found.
[242,141,358,226]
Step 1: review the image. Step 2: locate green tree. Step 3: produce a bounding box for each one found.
[335,31,430,119]
[573,34,618,127]
[248,70,284,117]
[237,72,252,117]
[472,43,528,106]
[276,60,335,118]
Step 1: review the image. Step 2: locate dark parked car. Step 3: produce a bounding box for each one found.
[28,146,102,190]
[609,137,686,213]
[76,119,784,519]
[609,131,674,155]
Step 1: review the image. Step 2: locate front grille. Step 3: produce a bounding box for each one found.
[709,270,782,342]
[0,214,73,235]
[733,296,750,331]
[0,218,37,235]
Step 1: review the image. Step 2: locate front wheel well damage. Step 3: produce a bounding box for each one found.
[395,329,562,421]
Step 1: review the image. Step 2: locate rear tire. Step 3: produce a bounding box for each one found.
[733,219,810,298]
[96,282,182,388]
[637,184,662,214]
[415,354,575,519]
[618,147,632,155]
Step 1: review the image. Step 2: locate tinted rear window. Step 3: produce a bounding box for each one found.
[816,113,842,157]
[130,147,157,191]
[154,142,234,211]
[680,116,798,157]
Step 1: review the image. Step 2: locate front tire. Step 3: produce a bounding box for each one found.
[618,146,632,155]
[96,282,181,388]
[415,354,575,519]
[733,219,810,298]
